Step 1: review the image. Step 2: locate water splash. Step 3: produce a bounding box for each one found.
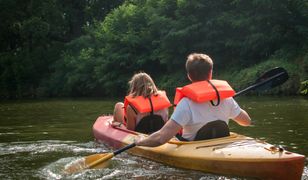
[0,140,105,179]
[0,140,101,156]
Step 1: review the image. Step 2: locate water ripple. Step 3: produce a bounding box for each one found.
[0,140,102,156]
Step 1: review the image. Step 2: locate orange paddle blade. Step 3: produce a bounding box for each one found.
[64,153,113,174]
[86,153,114,168]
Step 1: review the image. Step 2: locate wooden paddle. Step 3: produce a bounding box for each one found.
[64,143,136,174]
[64,67,289,174]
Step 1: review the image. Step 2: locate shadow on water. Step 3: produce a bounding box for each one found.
[0,97,307,179]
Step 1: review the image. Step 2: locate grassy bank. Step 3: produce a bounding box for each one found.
[219,53,308,95]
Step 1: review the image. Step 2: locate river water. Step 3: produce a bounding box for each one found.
[0,97,307,179]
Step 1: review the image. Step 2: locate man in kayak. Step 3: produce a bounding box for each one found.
[136,53,252,146]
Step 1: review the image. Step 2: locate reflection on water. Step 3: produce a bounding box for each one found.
[0,97,307,179]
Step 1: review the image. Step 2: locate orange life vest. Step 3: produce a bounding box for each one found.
[174,80,235,106]
[124,91,171,114]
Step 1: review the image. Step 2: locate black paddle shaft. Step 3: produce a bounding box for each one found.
[113,143,136,156]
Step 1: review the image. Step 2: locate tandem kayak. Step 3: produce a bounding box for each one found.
[93,116,305,179]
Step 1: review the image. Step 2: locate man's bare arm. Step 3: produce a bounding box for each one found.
[136,119,182,147]
[233,109,251,126]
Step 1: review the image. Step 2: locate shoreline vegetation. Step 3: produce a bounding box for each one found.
[0,0,307,100]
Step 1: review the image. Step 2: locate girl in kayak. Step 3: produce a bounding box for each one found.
[136,53,252,146]
[113,72,171,132]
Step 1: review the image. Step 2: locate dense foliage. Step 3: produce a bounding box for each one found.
[0,0,123,98]
[1,0,307,99]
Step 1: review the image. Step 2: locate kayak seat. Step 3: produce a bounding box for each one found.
[134,114,165,134]
[194,120,230,141]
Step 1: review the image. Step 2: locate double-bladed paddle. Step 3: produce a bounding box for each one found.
[64,67,289,174]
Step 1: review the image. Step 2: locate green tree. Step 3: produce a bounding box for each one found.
[1,0,307,98]
[0,0,124,99]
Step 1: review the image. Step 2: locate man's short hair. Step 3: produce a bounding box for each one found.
[186,53,213,81]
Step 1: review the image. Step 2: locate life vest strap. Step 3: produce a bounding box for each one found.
[206,80,220,106]
[130,105,138,115]
[148,97,154,115]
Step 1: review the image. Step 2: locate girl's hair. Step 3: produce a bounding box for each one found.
[128,72,158,98]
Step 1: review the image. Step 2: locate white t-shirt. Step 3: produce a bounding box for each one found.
[171,97,241,140]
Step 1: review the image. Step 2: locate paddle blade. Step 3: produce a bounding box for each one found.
[235,67,289,97]
[255,67,289,91]
[64,153,113,174]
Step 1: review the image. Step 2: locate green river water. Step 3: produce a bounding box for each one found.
[0,97,307,179]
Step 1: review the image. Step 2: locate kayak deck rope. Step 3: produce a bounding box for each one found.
[264,145,285,154]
